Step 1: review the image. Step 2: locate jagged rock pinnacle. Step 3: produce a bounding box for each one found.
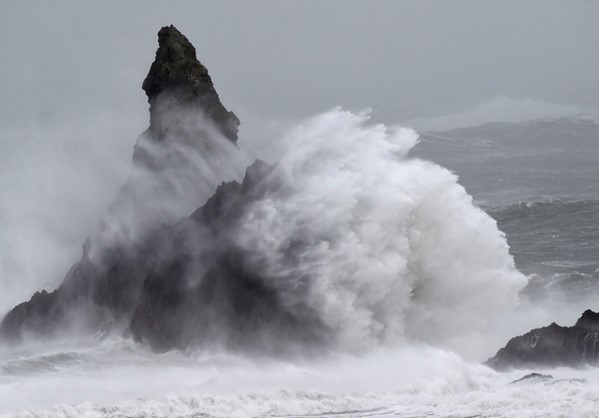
[142,25,239,142]
[0,25,249,345]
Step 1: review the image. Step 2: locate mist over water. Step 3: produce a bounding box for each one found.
[0,112,140,315]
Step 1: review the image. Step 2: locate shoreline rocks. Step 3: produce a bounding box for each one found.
[487,309,599,370]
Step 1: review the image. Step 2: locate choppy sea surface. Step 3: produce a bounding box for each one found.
[416,118,599,308]
[1,116,599,417]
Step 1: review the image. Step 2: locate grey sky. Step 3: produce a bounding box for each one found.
[1,0,598,132]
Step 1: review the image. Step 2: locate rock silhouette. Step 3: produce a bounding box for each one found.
[487,309,599,370]
[142,25,239,143]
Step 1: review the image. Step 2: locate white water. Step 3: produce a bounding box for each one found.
[231,109,526,356]
[1,109,596,417]
[2,338,598,417]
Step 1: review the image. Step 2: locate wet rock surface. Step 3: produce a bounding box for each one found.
[142,25,239,143]
[487,309,599,370]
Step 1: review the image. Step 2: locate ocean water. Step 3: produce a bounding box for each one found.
[415,118,599,318]
[1,113,599,417]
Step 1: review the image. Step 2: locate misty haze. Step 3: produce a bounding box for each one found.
[1,1,599,417]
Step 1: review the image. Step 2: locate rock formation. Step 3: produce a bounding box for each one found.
[487,309,599,370]
[142,25,239,143]
[0,26,258,347]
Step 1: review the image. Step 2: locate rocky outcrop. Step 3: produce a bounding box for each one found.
[0,227,166,341]
[487,310,599,370]
[0,26,243,345]
[0,26,324,354]
[142,25,239,143]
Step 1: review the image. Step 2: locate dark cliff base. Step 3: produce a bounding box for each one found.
[487,309,599,370]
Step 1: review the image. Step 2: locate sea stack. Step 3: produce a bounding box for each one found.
[0,26,242,344]
[142,25,239,143]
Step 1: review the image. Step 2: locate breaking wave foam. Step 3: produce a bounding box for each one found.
[231,108,526,352]
[2,341,598,418]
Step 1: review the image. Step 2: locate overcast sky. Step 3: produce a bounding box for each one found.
[1,0,598,132]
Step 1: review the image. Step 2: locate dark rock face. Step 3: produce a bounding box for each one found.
[487,310,599,370]
[574,309,599,331]
[0,26,323,354]
[142,25,239,143]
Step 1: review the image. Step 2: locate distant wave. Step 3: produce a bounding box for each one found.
[487,199,599,275]
[489,199,599,221]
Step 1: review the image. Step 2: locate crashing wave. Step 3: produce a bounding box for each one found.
[0,26,526,356]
